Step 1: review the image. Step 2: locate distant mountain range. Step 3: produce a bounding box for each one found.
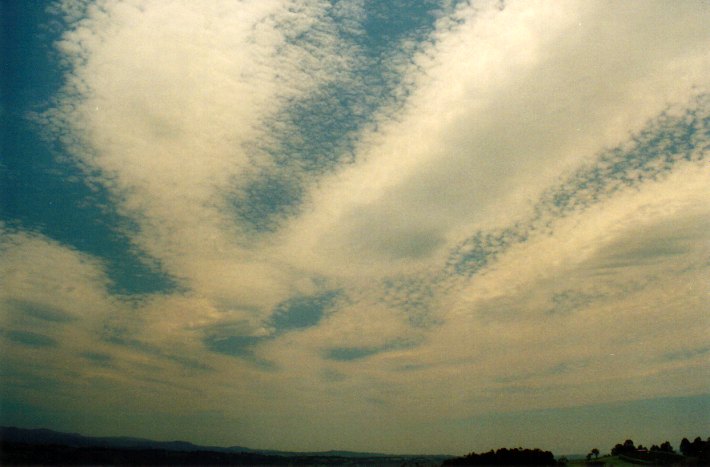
[1,425,285,455]
[0,426,453,465]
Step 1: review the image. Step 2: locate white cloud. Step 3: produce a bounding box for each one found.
[0,227,114,323]
[0,228,281,439]
[279,0,710,277]
[413,161,710,413]
[227,161,710,433]
[46,0,355,315]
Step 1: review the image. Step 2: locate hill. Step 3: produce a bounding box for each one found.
[0,426,452,465]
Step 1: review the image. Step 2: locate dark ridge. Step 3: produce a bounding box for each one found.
[0,427,451,466]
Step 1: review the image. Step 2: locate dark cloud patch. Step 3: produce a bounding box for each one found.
[362,225,445,260]
[270,290,340,332]
[593,236,692,270]
[201,331,277,370]
[4,330,58,348]
[321,368,347,382]
[392,231,445,260]
[495,385,538,395]
[325,346,381,361]
[662,346,710,362]
[495,361,588,385]
[200,320,269,363]
[5,299,76,323]
[472,294,529,324]
[588,213,709,273]
[0,367,62,395]
[168,355,213,372]
[447,224,528,277]
[395,362,432,372]
[102,330,151,352]
[201,290,340,362]
[324,339,418,361]
[103,331,212,371]
[381,274,439,327]
[231,172,303,233]
[203,334,264,358]
[547,290,601,316]
[80,351,113,365]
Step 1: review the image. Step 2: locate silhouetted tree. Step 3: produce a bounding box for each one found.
[680,438,691,456]
[611,439,636,456]
[591,448,599,459]
[660,441,673,453]
[692,437,704,455]
[679,436,709,458]
[443,447,556,465]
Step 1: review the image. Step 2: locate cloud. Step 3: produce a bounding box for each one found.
[203,332,264,359]
[0,227,114,323]
[420,162,710,412]
[3,331,58,348]
[270,290,341,332]
[44,0,358,316]
[324,339,416,362]
[449,93,709,277]
[325,347,381,361]
[278,0,709,277]
[4,299,78,324]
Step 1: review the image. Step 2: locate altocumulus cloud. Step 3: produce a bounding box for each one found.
[1,0,709,455]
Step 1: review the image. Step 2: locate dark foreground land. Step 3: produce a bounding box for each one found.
[1,443,450,466]
[2,426,709,466]
[0,427,450,466]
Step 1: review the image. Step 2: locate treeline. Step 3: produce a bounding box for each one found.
[679,436,710,458]
[583,435,709,465]
[610,436,709,458]
[442,447,556,466]
[443,435,710,466]
[610,438,672,456]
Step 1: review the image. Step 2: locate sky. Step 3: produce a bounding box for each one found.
[1,0,709,456]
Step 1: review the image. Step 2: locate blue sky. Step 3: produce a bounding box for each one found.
[1,0,709,455]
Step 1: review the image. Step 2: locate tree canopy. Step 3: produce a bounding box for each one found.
[443,447,556,466]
